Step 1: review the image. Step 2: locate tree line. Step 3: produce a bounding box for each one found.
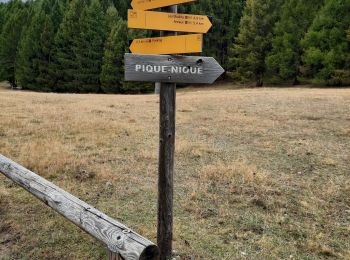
[0,0,349,93]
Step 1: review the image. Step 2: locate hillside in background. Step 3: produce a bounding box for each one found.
[0,0,349,93]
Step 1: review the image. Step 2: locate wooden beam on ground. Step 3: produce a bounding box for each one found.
[0,154,159,260]
[108,250,123,260]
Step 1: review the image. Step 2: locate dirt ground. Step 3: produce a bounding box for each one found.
[0,85,349,259]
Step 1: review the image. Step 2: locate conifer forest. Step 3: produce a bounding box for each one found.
[0,0,349,93]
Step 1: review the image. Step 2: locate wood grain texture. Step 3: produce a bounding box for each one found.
[124,53,224,84]
[157,5,176,260]
[0,154,159,260]
[158,83,176,260]
[108,250,123,260]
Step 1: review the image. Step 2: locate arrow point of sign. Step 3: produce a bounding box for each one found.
[205,16,213,33]
[205,56,225,83]
[129,41,136,53]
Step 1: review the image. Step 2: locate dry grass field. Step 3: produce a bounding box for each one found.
[0,83,349,259]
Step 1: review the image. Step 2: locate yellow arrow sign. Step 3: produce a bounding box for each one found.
[128,10,212,33]
[130,34,202,55]
[131,0,195,10]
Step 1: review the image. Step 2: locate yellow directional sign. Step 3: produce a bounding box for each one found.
[130,34,202,55]
[131,0,195,11]
[128,10,212,33]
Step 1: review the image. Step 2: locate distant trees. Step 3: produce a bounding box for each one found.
[230,0,350,86]
[16,0,64,91]
[0,3,5,32]
[100,16,127,94]
[266,0,324,84]
[0,0,133,93]
[52,0,85,92]
[230,0,283,86]
[0,0,349,91]
[0,0,29,88]
[302,0,350,85]
[347,28,350,71]
[74,0,106,93]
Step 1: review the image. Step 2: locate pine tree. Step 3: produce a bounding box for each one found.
[1,0,24,25]
[16,0,64,91]
[346,28,350,83]
[302,0,350,85]
[230,0,283,86]
[37,0,66,89]
[112,0,128,19]
[52,0,86,92]
[46,0,67,30]
[0,3,5,34]
[34,17,56,91]
[100,0,114,11]
[16,10,44,90]
[266,0,324,84]
[0,4,29,87]
[100,18,127,94]
[73,0,106,92]
[106,4,119,29]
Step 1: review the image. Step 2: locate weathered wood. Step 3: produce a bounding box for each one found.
[158,83,176,260]
[124,54,224,84]
[157,5,176,260]
[0,154,159,260]
[108,250,123,260]
[155,82,161,94]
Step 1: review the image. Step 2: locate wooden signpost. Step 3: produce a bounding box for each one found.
[129,34,203,55]
[126,1,224,259]
[128,10,212,33]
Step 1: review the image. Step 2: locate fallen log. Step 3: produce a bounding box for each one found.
[0,154,159,260]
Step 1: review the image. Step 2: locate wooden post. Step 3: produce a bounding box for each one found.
[108,250,122,260]
[158,5,177,260]
[155,82,161,94]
